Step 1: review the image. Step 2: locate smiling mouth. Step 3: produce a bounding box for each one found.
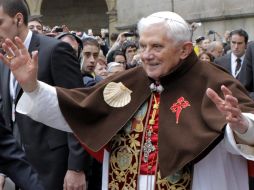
[148,63,159,67]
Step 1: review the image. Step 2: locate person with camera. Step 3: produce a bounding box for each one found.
[121,40,138,69]
[106,31,138,68]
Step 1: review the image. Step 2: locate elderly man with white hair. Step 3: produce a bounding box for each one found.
[1,11,254,190]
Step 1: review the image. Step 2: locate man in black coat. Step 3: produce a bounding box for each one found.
[214,29,248,84]
[0,109,44,190]
[0,0,88,189]
[240,41,254,190]
[215,29,254,190]
[242,41,254,98]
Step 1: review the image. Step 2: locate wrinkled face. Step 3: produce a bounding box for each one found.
[28,20,43,34]
[94,62,108,79]
[230,34,247,57]
[0,6,19,47]
[81,44,99,73]
[212,45,224,58]
[139,23,183,81]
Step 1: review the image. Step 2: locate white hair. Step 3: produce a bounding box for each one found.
[107,62,124,72]
[137,11,192,44]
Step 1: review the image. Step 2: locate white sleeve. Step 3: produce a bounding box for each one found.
[16,81,73,133]
[224,113,254,160]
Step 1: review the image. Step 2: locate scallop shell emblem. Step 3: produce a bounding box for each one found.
[103,82,132,107]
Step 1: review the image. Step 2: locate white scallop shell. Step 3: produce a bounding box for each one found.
[103,82,132,107]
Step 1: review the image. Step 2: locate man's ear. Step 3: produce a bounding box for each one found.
[15,13,24,26]
[179,42,193,59]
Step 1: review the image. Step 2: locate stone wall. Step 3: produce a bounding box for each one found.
[116,0,254,41]
[40,0,109,35]
[26,0,254,40]
[116,0,172,29]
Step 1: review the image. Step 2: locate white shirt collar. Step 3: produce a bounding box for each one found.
[231,53,245,63]
[231,53,245,78]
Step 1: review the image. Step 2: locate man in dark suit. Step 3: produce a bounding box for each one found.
[241,41,254,190]
[214,29,248,83]
[215,29,254,190]
[242,41,254,98]
[0,0,88,189]
[0,109,44,190]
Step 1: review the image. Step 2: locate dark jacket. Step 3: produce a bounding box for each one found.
[0,33,88,190]
[0,111,44,190]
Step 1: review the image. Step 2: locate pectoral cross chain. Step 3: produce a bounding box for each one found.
[143,138,155,163]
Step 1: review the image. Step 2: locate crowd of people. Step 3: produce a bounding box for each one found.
[0,0,254,190]
[27,15,141,81]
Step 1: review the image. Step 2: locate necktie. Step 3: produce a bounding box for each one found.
[235,58,241,76]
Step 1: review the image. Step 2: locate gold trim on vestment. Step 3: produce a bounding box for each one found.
[108,101,192,189]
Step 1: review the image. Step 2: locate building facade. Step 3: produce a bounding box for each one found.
[26,0,254,41]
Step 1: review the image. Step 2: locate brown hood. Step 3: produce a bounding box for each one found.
[57,51,254,178]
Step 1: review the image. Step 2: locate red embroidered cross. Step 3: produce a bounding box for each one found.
[170,97,190,124]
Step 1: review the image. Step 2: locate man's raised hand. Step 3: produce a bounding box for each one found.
[206,85,249,134]
[0,37,39,92]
